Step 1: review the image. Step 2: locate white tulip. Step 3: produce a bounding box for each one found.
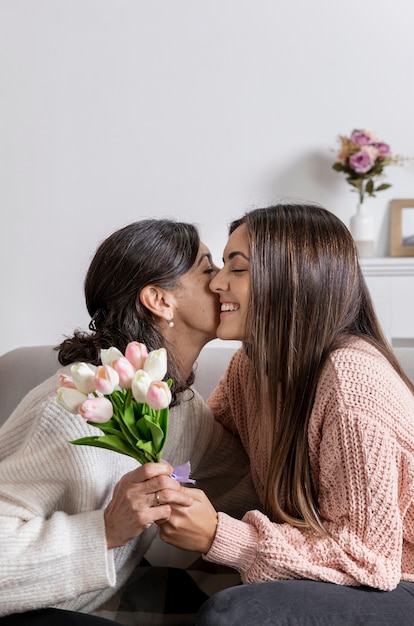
[143,348,167,381]
[131,370,152,403]
[100,347,123,366]
[56,387,88,414]
[71,363,97,394]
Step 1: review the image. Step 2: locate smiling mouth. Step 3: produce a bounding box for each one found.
[220,303,239,312]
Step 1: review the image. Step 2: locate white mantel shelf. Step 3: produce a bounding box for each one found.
[359,257,414,277]
[358,258,414,341]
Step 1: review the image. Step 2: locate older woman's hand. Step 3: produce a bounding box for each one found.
[104,462,193,549]
[157,487,218,554]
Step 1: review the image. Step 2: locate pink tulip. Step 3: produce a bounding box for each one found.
[79,397,113,422]
[94,365,119,395]
[111,356,135,389]
[58,374,76,389]
[146,381,172,410]
[125,342,148,370]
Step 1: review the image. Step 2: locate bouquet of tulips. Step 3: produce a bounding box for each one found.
[56,342,173,465]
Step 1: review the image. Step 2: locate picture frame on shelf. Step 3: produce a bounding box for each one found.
[390,199,414,257]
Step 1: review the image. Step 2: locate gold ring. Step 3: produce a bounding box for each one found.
[155,491,160,506]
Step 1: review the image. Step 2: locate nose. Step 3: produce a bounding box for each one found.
[209,267,225,293]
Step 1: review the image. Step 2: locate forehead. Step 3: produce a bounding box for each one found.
[197,242,211,257]
[187,242,211,272]
[224,224,249,255]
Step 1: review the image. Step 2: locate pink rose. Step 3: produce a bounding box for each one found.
[349,150,375,174]
[350,129,378,145]
[373,142,391,156]
[350,131,372,146]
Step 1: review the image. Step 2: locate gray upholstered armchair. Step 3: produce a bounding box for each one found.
[0,343,240,427]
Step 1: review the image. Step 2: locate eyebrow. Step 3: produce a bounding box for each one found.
[223,251,250,262]
[196,252,213,267]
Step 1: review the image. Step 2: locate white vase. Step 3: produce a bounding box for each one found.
[350,203,375,258]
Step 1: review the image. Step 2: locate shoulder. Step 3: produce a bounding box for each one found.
[324,337,404,392]
[0,368,107,454]
[314,337,414,432]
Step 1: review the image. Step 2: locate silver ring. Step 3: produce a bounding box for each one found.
[155,491,160,506]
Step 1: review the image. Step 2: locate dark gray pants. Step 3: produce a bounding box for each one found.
[196,580,414,625]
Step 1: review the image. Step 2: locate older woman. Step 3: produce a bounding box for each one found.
[0,219,257,625]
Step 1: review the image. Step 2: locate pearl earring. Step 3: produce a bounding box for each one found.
[168,319,174,328]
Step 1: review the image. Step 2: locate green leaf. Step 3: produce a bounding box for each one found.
[136,413,152,440]
[70,434,147,464]
[87,416,121,430]
[87,420,124,437]
[375,183,392,192]
[115,412,142,450]
[158,407,169,448]
[146,420,165,452]
[136,439,155,454]
[120,391,141,440]
[332,162,344,172]
[366,179,374,194]
[109,389,127,411]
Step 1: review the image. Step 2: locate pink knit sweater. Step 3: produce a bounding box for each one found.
[206,338,414,590]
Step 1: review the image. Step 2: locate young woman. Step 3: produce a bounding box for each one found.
[0,219,257,625]
[159,204,414,624]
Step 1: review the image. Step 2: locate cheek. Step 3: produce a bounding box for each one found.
[203,290,220,314]
[199,289,220,324]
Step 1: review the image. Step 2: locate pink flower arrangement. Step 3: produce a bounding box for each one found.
[333,129,402,204]
[56,342,173,465]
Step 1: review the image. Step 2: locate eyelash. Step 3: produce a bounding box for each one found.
[231,269,247,273]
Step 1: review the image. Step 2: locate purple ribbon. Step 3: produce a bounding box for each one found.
[169,460,196,484]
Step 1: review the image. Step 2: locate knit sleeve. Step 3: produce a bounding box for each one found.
[0,375,140,615]
[204,343,414,591]
[208,348,250,436]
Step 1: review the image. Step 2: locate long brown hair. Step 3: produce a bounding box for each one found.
[56,219,200,403]
[231,202,414,534]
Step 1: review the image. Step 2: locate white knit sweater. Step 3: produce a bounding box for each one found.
[0,369,257,616]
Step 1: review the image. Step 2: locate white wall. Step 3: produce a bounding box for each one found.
[1,0,413,356]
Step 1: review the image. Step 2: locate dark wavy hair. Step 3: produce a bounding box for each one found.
[56,219,200,403]
[231,202,414,534]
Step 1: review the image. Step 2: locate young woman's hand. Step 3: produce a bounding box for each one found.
[157,487,218,554]
[104,462,193,549]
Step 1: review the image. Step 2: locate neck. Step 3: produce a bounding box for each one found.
[166,330,214,382]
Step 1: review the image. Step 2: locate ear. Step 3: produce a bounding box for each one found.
[139,285,175,322]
